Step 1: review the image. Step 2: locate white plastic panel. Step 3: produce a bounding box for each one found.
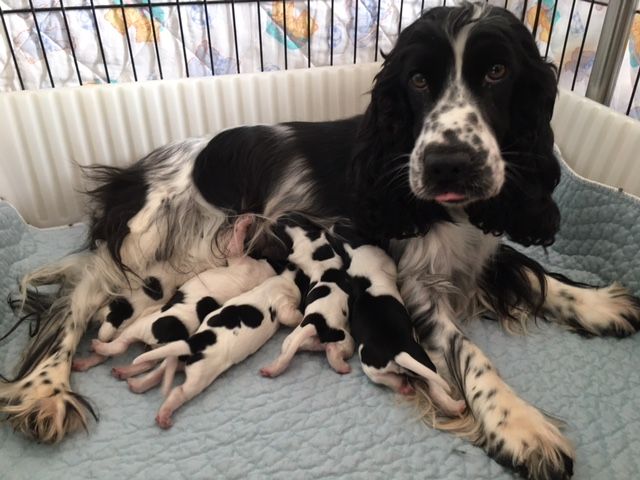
[1,63,638,228]
[552,89,640,196]
[0,64,380,228]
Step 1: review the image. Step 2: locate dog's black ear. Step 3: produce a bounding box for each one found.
[466,12,560,247]
[349,38,449,240]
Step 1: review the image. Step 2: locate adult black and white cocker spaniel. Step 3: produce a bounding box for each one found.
[3,3,639,480]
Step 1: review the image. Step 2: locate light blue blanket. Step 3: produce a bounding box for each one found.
[1,155,639,480]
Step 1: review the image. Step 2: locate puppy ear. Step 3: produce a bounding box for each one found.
[466,15,561,247]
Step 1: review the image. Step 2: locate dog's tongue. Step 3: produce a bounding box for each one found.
[434,192,466,203]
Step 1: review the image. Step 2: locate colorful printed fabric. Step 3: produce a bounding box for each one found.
[0,1,638,118]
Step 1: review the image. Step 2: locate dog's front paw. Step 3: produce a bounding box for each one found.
[481,394,574,480]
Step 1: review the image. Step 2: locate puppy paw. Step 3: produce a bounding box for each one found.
[155,412,173,429]
[259,367,276,378]
[71,353,106,372]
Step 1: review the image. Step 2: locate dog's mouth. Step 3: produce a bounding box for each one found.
[433,192,467,204]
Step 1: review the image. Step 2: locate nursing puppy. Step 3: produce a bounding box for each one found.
[260,220,354,376]
[346,242,465,417]
[90,215,275,363]
[132,270,302,428]
[72,261,189,372]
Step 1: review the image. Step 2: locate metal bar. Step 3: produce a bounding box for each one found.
[353,0,358,64]
[29,0,55,88]
[203,1,215,75]
[626,63,640,115]
[307,0,311,68]
[90,0,110,83]
[398,0,404,34]
[544,0,559,60]
[60,0,82,85]
[330,0,334,65]
[504,0,508,9]
[558,0,577,84]
[281,0,287,69]
[256,0,264,72]
[175,0,189,77]
[571,0,595,91]
[421,0,425,14]
[375,0,381,61]
[521,0,528,22]
[119,0,138,81]
[0,5,25,90]
[148,2,164,79]
[586,0,639,105]
[230,0,240,73]
[3,1,633,15]
[531,0,542,39]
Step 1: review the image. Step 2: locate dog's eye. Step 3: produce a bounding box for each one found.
[485,64,507,83]
[410,73,429,91]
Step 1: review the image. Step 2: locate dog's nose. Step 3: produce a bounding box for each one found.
[424,152,472,185]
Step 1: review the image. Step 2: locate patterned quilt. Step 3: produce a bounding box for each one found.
[1,0,639,119]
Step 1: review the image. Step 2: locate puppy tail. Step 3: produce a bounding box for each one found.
[133,341,190,365]
[394,352,451,394]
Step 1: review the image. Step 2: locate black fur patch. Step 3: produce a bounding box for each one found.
[207,305,264,329]
[301,313,345,343]
[106,298,134,328]
[151,316,190,343]
[294,269,311,300]
[312,244,335,261]
[196,296,220,323]
[305,285,332,306]
[161,290,185,312]
[84,163,149,270]
[320,269,352,294]
[142,276,163,300]
[187,330,217,353]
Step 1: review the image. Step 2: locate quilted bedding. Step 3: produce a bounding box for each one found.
[0,151,639,479]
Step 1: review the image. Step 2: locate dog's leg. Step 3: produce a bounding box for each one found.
[539,273,640,337]
[71,353,107,372]
[260,324,316,377]
[361,362,414,394]
[480,245,640,337]
[402,277,574,479]
[0,252,118,443]
[325,338,353,374]
[156,360,225,429]
[127,360,167,394]
[112,360,156,380]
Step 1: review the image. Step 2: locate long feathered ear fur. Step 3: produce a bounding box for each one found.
[466,12,561,247]
[349,38,450,241]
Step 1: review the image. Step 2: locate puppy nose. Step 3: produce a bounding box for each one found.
[424,152,471,184]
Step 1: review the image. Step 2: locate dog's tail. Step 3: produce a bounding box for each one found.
[133,341,191,365]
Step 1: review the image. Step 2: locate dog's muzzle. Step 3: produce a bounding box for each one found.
[421,146,493,204]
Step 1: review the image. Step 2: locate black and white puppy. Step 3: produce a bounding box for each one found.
[132,270,302,428]
[346,241,465,417]
[71,262,191,372]
[89,215,274,367]
[260,220,354,376]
